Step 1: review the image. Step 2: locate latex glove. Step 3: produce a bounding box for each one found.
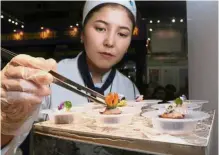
[1,54,57,135]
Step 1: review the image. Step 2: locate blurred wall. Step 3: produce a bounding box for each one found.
[187,1,218,155]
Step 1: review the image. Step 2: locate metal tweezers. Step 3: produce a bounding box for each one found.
[1,47,106,105]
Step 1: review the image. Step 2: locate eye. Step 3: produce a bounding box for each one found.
[118,33,128,38]
[95,27,106,32]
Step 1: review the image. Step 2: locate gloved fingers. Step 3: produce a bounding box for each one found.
[10,54,57,71]
[0,54,56,136]
[47,58,57,71]
[1,87,7,98]
[4,65,54,85]
[1,78,51,96]
[1,91,43,124]
[1,100,32,121]
[3,91,44,106]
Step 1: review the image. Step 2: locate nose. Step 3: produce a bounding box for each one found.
[103,31,115,48]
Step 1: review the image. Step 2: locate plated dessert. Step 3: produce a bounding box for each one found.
[53,101,74,124]
[159,98,185,119]
[100,92,121,115]
[142,104,210,135]
[100,93,145,111]
[83,92,138,126]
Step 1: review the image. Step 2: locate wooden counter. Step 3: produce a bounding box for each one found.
[33,110,215,155]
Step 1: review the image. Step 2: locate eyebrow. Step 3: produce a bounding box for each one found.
[94,20,131,32]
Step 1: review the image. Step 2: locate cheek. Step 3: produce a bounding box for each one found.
[115,39,131,59]
[84,32,95,48]
[84,31,102,54]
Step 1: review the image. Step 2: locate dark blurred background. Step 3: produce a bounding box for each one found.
[1,1,188,100]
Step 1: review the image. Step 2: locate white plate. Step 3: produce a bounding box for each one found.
[168,100,209,105]
[128,100,162,105]
[151,103,202,111]
[126,101,148,108]
[143,99,162,103]
[84,102,105,110]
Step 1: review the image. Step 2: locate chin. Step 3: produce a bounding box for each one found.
[95,62,113,70]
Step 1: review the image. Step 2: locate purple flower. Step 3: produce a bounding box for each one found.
[58,102,64,110]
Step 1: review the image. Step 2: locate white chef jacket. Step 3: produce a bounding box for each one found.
[1,52,140,155]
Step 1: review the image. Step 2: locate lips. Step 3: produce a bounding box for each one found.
[99,52,115,59]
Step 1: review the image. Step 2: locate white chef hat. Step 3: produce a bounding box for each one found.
[82,0,137,25]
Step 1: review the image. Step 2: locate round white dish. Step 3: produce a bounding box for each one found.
[143,99,162,103]
[127,99,162,107]
[125,101,148,111]
[142,110,210,135]
[82,103,105,111]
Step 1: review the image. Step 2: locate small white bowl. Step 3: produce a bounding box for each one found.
[142,110,209,135]
[86,107,138,127]
[40,107,85,124]
[142,111,210,135]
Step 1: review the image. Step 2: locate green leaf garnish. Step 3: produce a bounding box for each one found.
[175,98,183,106]
[64,101,72,111]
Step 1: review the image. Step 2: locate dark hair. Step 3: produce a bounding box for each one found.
[83,3,136,31]
[165,84,176,92]
[152,86,166,95]
[152,86,167,102]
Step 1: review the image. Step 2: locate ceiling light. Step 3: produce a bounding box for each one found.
[70,25,73,28]
[149,20,153,23]
[76,23,79,27]
[172,19,175,23]
[8,19,11,22]
[12,21,14,24]
[1,15,4,18]
[148,38,151,40]
[180,19,183,22]
[41,26,44,30]
[149,28,153,32]
[15,22,18,25]
[157,20,160,23]
[21,25,24,28]
[13,29,16,32]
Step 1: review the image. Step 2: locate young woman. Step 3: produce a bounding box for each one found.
[1,1,141,154]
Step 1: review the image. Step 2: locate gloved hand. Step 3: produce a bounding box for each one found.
[1,54,57,135]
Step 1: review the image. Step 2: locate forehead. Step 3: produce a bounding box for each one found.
[87,5,133,27]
